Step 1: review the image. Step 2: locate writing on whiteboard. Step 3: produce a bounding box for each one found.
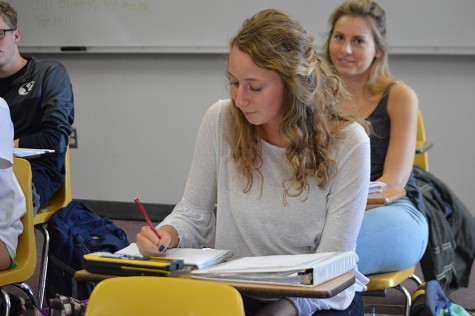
[28,0,150,29]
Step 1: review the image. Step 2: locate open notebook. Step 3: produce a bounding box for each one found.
[116,243,232,269]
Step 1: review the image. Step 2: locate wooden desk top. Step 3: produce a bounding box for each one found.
[74,269,355,299]
[367,188,406,206]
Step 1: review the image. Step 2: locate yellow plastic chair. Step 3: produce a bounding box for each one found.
[364,111,431,316]
[365,266,422,316]
[414,111,433,172]
[84,276,245,316]
[0,158,38,316]
[34,146,73,307]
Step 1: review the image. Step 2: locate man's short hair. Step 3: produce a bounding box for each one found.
[0,2,17,29]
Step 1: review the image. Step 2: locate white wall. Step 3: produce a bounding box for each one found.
[39,53,475,215]
[391,55,475,215]
[17,0,475,55]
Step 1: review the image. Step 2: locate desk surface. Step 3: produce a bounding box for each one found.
[13,148,55,159]
[367,188,406,206]
[75,269,355,298]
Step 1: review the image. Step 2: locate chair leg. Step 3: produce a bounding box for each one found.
[12,283,38,308]
[1,288,11,316]
[409,274,423,286]
[394,285,412,316]
[36,224,50,308]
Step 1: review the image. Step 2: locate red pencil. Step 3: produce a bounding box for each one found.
[134,197,160,239]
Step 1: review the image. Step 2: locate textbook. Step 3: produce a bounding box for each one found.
[116,243,233,269]
[191,251,356,287]
[83,251,184,277]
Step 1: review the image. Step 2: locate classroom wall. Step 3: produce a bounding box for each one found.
[15,0,475,55]
[14,1,475,218]
[34,53,472,217]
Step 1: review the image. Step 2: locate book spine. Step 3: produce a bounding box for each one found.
[312,253,356,286]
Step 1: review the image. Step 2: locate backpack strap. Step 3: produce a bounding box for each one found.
[49,294,86,316]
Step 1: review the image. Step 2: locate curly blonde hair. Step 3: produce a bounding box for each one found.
[227,9,362,200]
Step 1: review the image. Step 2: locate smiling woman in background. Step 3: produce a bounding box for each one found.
[323,0,428,275]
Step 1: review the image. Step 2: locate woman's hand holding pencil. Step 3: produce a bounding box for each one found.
[134,197,177,257]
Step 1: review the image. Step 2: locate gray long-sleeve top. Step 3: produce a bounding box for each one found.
[159,99,370,314]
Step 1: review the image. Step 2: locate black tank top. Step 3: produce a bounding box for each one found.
[367,87,417,189]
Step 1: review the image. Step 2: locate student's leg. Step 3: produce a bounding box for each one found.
[312,293,363,316]
[245,294,363,316]
[32,183,41,215]
[356,197,428,275]
[0,240,12,270]
[242,295,270,316]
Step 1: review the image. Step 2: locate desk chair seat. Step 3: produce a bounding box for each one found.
[1,158,38,316]
[367,266,418,291]
[364,266,422,316]
[84,276,245,316]
[34,147,72,307]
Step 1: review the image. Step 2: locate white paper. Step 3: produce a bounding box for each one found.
[13,148,55,158]
[116,243,232,269]
[193,252,344,274]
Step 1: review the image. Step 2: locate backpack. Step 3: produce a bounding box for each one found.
[410,280,470,316]
[45,294,87,316]
[3,292,42,316]
[45,200,129,300]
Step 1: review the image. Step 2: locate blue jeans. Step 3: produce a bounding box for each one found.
[313,293,363,316]
[32,182,41,215]
[356,197,428,275]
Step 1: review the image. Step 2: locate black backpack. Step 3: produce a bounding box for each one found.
[45,200,129,300]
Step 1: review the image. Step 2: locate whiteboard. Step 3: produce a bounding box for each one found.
[14,0,475,55]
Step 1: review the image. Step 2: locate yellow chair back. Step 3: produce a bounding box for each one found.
[0,158,36,285]
[85,277,245,316]
[33,146,73,307]
[414,111,432,171]
[34,146,72,225]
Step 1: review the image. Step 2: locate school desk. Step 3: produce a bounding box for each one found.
[13,148,55,159]
[367,188,406,207]
[74,269,355,299]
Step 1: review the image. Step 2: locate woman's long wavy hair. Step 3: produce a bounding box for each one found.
[323,0,396,94]
[227,9,363,200]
